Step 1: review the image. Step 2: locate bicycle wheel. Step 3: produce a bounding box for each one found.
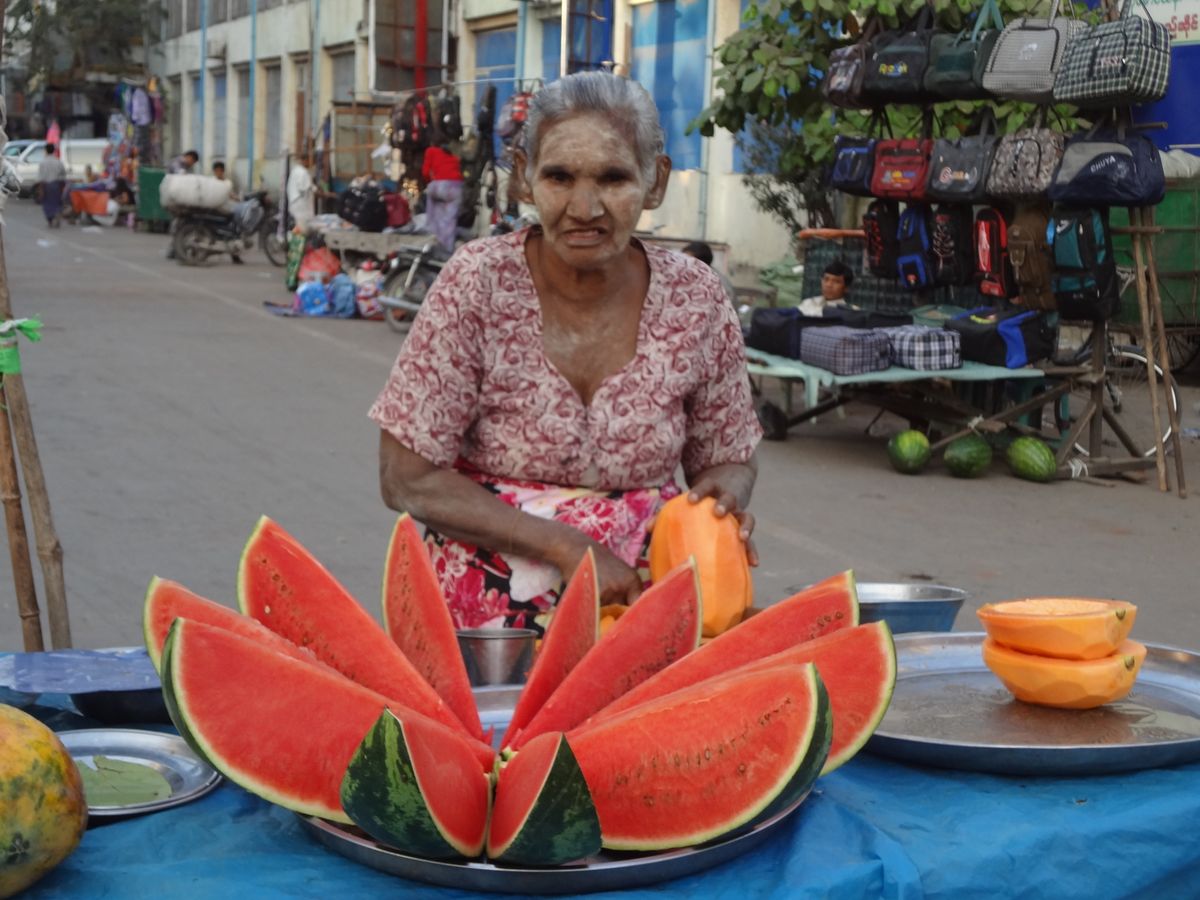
[259,214,288,267]
[1057,347,1180,457]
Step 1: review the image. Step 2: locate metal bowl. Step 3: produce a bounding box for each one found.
[855,583,968,633]
[456,629,537,687]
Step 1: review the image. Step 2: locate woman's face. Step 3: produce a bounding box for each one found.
[521,112,669,272]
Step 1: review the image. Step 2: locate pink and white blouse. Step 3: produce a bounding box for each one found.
[368,228,761,491]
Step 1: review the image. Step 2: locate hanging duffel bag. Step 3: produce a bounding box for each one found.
[926,108,1000,203]
[1047,123,1166,208]
[871,137,933,200]
[824,18,885,109]
[1053,0,1171,107]
[862,6,938,104]
[982,0,1087,103]
[830,113,892,197]
[1049,207,1121,321]
[925,0,1005,99]
[985,110,1065,200]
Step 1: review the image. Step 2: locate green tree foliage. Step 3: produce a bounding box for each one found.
[692,0,1085,232]
[5,0,159,86]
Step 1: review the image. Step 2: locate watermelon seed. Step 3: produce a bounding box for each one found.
[673,753,682,767]
[737,763,747,775]
[704,748,712,760]
[643,795,655,807]
[264,605,272,615]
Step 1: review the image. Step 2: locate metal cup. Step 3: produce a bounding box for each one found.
[456,628,537,687]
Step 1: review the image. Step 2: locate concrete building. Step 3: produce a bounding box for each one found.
[148,0,793,268]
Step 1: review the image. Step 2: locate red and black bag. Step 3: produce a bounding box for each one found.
[871,138,933,200]
[930,204,975,287]
[896,204,935,291]
[863,199,901,278]
[975,206,1016,299]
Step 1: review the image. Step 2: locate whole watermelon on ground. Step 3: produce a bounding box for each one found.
[1007,436,1058,483]
[943,433,993,478]
[888,430,932,474]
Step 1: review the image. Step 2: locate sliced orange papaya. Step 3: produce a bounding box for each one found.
[976,597,1137,660]
[982,637,1147,709]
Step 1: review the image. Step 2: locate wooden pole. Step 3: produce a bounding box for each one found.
[0,378,43,651]
[1128,209,1169,491]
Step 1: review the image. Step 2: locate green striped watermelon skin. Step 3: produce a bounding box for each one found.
[944,434,993,478]
[1006,437,1058,483]
[888,430,931,474]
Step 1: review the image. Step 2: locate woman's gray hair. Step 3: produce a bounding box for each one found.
[523,72,665,184]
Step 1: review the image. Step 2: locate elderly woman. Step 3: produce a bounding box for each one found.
[369,72,761,632]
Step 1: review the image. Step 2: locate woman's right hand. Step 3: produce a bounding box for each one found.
[552,537,642,607]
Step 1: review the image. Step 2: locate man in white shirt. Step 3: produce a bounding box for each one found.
[798,260,854,317]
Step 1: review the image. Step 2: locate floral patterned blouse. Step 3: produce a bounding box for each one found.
[368,228,761,489]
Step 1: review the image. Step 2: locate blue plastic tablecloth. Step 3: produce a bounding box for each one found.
[19,697,1200,899]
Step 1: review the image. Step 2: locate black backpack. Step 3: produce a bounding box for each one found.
[896,205,934,291]
[398,95,431,152]
[436,94,463,143]
[1050,207,1121,321]
[863,200,900,278]
[337,183,389,233]
[929,205,975,287]
[975,207,1016,300]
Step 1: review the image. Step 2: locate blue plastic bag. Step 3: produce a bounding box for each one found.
[295,280,331,316]
[327,273,358,318]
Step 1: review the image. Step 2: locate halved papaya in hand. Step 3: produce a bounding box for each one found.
[982,637,1146,710]
[976,598,1137,660]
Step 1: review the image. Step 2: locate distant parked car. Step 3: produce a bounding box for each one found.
[14,139,108,198]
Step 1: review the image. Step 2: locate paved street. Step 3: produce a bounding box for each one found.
[1,197,1198,653]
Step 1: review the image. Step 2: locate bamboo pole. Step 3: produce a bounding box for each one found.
[1128,210,1169,491]
[0,378,42,651]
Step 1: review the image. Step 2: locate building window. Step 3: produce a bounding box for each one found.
[212,71,227,158]
[237,67,252,157]
[630,0,708,171]
[374,0,440,91]
[211,0,227,24]
[166,0,183,39]
[475,28,517,158]
[187,0,202,31]
[169,76,183,156]
[331,51,356,103]
[294,59,310,154]
[264,64,282,156]
[540,0,613,81]
[191,74,203,152]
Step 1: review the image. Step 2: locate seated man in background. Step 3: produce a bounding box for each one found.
[798,260,853,317]
[681,240,737,304]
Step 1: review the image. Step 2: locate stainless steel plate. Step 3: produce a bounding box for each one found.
[866,632,1200,775]
[301,789,809,895]
[58,728,222,818]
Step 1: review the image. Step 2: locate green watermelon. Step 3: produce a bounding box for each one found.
[486,732,601,865]
[161,619,496,824]
[341,708,492,859]
[237,516,470,737]
[581,621,894,775]
[943,433,993,478]
[382,514,484,740]
[566,664,826,850]
[504,560,701,753]
[589,569,858,724]
[887,430,931,474]
[500,549,599,750]
[1007,436,1058,483]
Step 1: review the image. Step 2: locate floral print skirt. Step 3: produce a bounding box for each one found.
[425,467,681,636]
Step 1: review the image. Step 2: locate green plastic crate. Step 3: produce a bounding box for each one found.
[1110,181,1200,328]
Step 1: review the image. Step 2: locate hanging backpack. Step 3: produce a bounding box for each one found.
[862,6,938,104]
[824,18,884,109]
[436,94,463,142]
[975,207,1016,300]
[400,96,430,152]
[930,205,975,287]
[896,204,935,291]
[497,91,533,139]
[830,112,891,197]
[1007,204,1055,310]
[863,199,901,278]
[925,109,999,204]
[925,0,1005,100]
[1049,207,1121,321]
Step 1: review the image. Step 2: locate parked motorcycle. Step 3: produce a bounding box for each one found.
[172,191,289,267]
[379,240,447,333]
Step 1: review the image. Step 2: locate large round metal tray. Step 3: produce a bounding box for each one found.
[301,789,809,895]
[866,632,1200,776]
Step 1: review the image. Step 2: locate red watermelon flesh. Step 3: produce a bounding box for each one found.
[382,514,483,740]
[593,569,858,724]
[566,664,822,850]
[237,516,470,738]
[581,621,896,774]
[499,549,599,749]
[143,576,330,675]
[505,561,701,753]
[162,619,495,823]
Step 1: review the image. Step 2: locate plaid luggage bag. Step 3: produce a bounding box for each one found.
[1053,0,1170,107]
[800,326,892,375]
[881,325,962,370]
[982,0,1087,102]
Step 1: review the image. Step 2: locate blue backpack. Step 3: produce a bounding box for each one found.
[1049,208,1120,321]
[896,205,934,290]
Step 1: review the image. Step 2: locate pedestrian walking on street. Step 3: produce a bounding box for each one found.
[36,142,68,227]
[421,142,464,254]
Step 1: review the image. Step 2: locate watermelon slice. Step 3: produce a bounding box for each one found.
[583,622,895,775]
[487,731,601,865]
[143,576,333,674]
[161,619,495,823]
[505,560,701,752]
[382,514,484,740]
[566,664,826,850]
[591,569,859,724]
[499,549,599,749]
[341,709,492,859]
[237,516,469,737]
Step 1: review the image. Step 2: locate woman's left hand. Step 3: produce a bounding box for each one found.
[685,460,759,567]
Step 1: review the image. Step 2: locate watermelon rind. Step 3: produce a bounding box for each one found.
[341,709,490,859]
[382,513,484,740]
[1007,436,1058,483]
[569,664,822,851]
[943,434,993,479]
[487,732,601,865]
[888,430,931,475]
[748,673,832,825]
